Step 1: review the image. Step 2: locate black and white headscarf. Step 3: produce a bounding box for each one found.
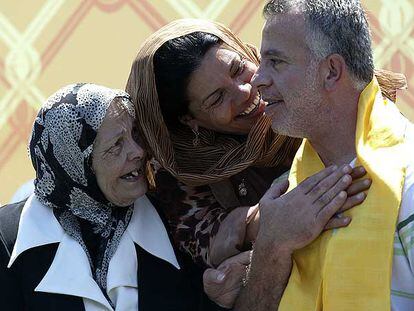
[29,83,136,302]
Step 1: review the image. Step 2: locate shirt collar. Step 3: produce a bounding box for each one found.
[126,195,180,269]
[8,194,179,309]
[8,195,64,267]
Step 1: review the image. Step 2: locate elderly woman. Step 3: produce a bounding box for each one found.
[0,83,206,310]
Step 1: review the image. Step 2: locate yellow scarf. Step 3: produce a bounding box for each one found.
[279,78,409,310]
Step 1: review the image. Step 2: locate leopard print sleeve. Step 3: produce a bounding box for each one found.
[153,170,231,267]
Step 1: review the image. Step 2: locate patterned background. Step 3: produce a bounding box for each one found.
[0,0,413,204]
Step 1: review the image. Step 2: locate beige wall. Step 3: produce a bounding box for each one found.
[1,0,413,204]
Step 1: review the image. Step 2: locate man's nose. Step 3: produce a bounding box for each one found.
[251,64,270,90]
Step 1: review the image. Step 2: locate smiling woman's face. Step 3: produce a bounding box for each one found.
[92,100,147,207]
[184,45,266,135]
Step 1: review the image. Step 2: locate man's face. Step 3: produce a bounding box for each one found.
[252,13,326,139]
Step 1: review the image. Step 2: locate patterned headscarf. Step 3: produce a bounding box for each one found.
[29,83,135,303]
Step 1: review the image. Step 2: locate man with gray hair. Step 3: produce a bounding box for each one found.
[234,0,413,310]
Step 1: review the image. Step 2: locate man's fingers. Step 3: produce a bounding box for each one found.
[349,165,367,180]
[262,179,289,200]
[346,178,371,196]
[307,165,352,201]
[323,215,352,230]
[316,190,347,224]
[337,192,366,213]
[313,173,352,209]
[299,165,337,193]
[306,165,350,200]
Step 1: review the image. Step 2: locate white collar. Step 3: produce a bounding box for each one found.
[8,194,179,309]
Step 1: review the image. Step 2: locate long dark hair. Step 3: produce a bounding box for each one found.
[153,32,222,128]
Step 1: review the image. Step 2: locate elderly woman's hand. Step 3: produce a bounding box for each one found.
[203,251,251,309]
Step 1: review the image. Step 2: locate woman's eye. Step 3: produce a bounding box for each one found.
[109,139,123,154]
[211,91,224,107]
[132,130,138,141]
[234,59,246,76]
[132,128,141,143]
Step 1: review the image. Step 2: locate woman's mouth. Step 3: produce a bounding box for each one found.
[237,93,261,118]
[120,167,144,181]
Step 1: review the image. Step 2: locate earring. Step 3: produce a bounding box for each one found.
[192,128,200,147]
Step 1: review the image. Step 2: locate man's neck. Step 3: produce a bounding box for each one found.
[309,90,361,167]
[311,135,356,167]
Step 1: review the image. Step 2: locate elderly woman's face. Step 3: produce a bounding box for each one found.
[92,101,147,206]
[185,45,266,135]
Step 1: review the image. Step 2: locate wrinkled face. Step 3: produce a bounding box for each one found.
[92,101,147,206]
[252,13,325,139]
[186,45,266,135]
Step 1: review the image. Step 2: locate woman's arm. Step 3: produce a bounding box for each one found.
[153,169,246,267]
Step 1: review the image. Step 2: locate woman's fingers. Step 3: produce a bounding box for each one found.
[218,250,251,267]
[337,192,366,213]
[346,178,372,196]
[212,288,242,309]
[204,253,250,309]
[323,215,352,230]
[307,164,352,201]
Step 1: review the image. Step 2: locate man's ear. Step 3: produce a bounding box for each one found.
[179,114,199,132]
[322,54,345,91]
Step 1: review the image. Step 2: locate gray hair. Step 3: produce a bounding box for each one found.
[263,0,374,85]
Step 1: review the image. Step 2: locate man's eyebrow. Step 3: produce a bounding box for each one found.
[262,49,288,59]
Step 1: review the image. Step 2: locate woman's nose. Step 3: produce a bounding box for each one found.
[234,82,252,104]
[128,139,145,161]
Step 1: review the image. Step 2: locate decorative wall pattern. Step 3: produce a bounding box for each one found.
[0,0,413,204]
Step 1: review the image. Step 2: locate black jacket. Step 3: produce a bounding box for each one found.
[0,200,223,311]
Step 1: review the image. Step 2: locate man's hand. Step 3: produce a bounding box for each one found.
[234,164,369,311]
[205,165,371,310]
[203,251,251,309]
[258,164,356,252]
[246,165,371,240]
